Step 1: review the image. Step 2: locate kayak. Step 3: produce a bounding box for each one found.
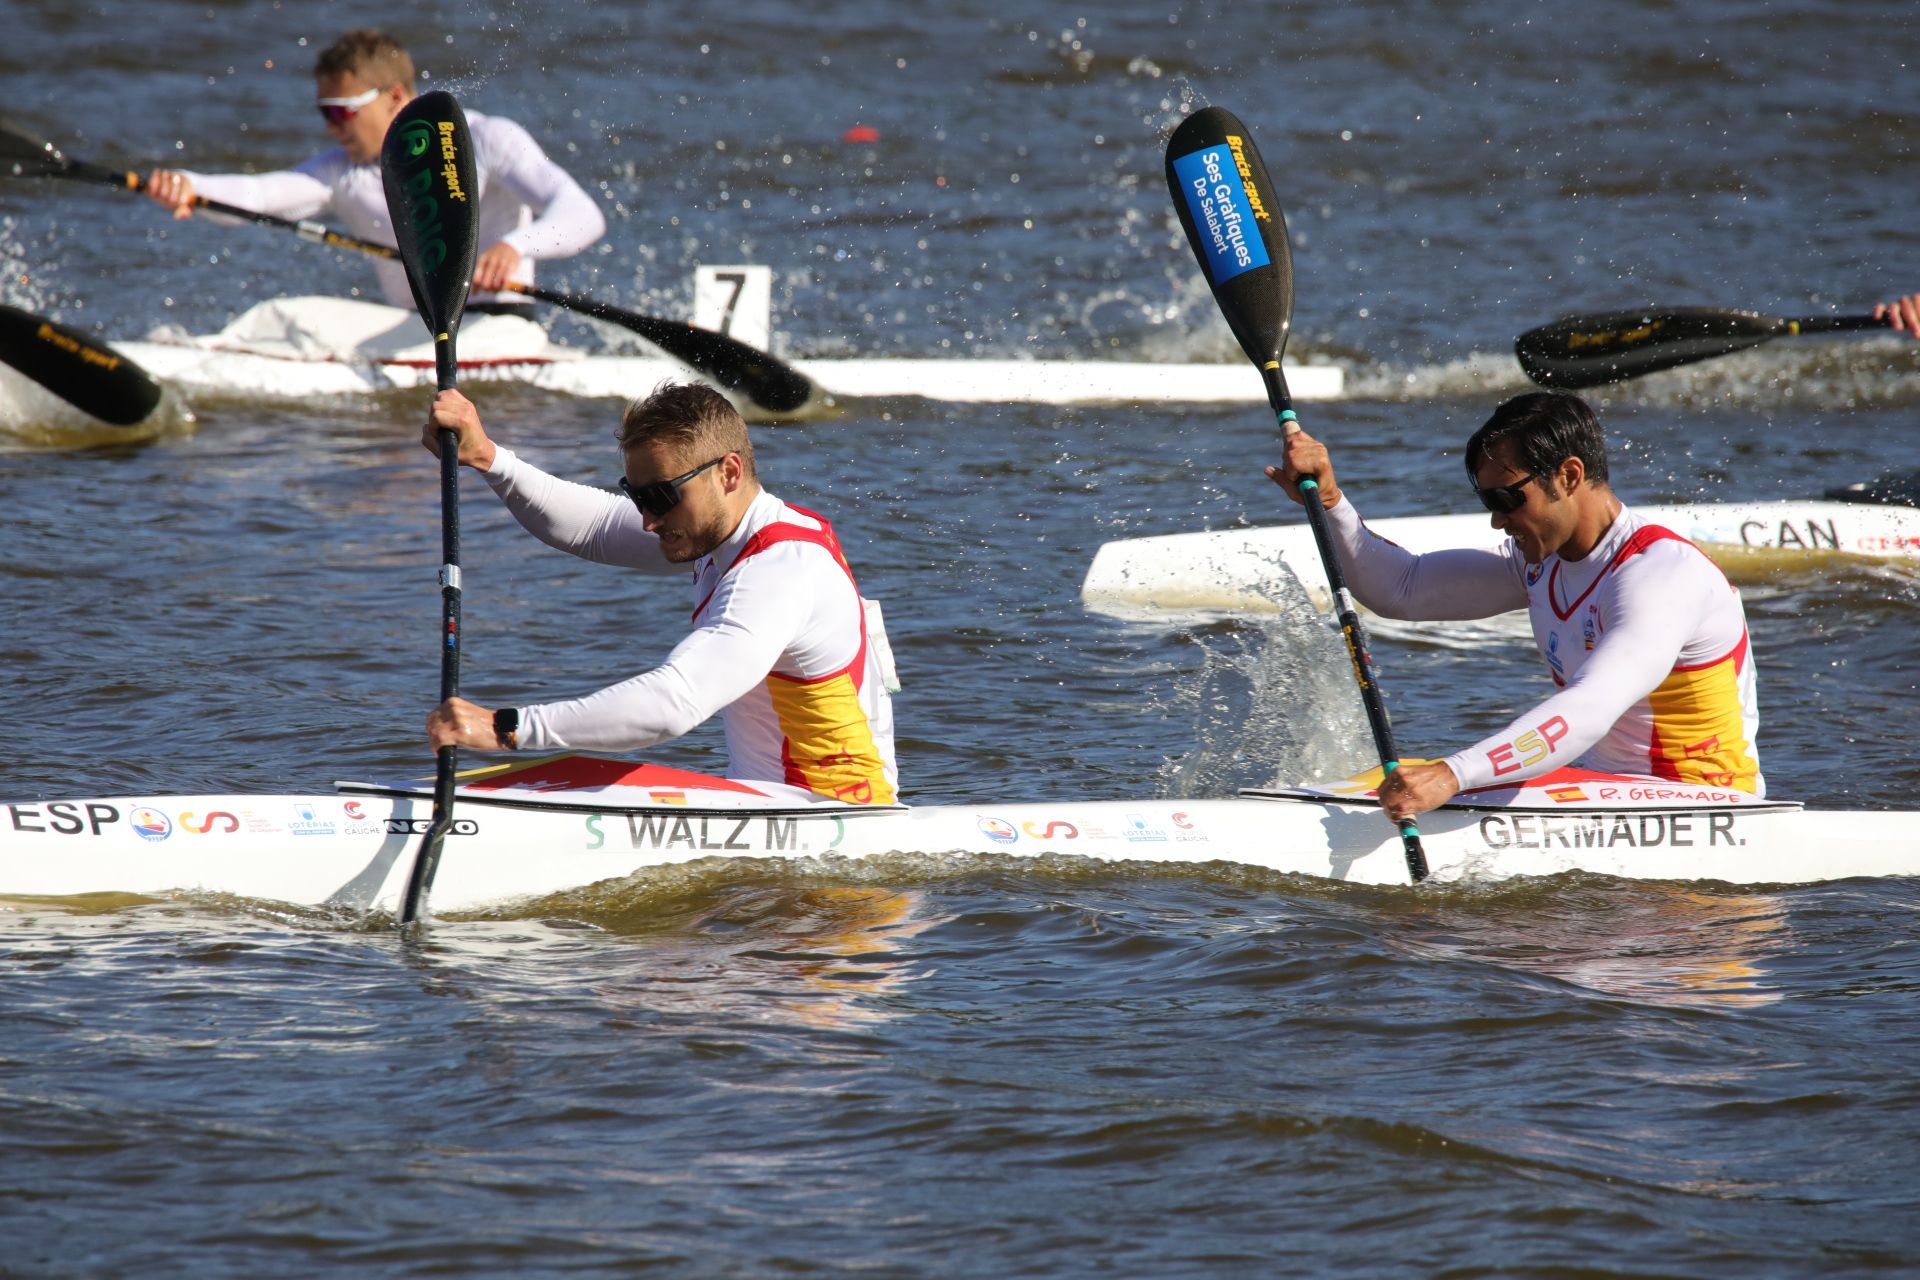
[113,295,1347,408]
[2,754,1907,916]
[1082,496,1920,617]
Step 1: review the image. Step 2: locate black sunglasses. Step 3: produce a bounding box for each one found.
[1472,471,1544,515]
[617,456,725,518]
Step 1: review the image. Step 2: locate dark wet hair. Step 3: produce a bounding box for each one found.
[1464,391,1610,488]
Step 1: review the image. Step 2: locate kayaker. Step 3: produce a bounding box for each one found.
[141,28,605,310]
[1268,390,1762,821]
[419,385,900,805]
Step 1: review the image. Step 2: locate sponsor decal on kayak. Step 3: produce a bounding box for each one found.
[977,817,1018,845]
[130,807,172,842]
[179,811,240,834]
[1123,813,1168,843]
[1480,811,1742,850]
[383,817,480,836]
[1168,811,1210,844]
[1021,820,1078,840]
[649,791,689,805]
[289,803,336,838]
[1170,145,1270,285]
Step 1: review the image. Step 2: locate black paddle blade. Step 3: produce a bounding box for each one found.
[0,117,131,188]
[523,285,815,415]
[0,118,71,179]
[380,91,480,354]
[1514,307,1795,388]
[0,304,162,426]
[1165,107,1294,373]
[1826,471,1920,508]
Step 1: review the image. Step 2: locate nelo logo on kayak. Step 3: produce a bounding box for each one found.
[384,817,480,836]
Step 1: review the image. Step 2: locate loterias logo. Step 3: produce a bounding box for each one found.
[1171,143,1271,285]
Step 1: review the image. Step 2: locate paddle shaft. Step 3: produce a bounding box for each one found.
[1788,314,1887,335]
[406,359,464,924]
[8,130,811,413]
[1262,366,1429,881]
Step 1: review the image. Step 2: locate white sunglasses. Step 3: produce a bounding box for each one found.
[316,87,382,125]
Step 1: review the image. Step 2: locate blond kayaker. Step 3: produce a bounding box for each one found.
[142,28,604,309]
[421,384,899,806]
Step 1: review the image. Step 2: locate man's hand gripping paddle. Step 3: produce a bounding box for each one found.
[1164,106,1428,883]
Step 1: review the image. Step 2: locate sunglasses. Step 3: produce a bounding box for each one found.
[1472,470,1544,515]
[617,456,725,518]
[316,87,382,125]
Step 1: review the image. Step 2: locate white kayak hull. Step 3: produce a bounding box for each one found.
[111,296,1343,409]
[3,758,1908,915]
[1082,500,1920,617]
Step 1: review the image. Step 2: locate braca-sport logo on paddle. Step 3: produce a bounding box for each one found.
[380,91,477,329]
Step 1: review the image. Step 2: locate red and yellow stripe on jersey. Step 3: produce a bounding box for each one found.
[694,505,895,805]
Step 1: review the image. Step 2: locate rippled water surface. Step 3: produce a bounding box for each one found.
[4,0,1919,1275]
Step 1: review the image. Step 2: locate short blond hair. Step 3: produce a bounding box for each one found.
[314,29,415,91]
[618,381,755,478]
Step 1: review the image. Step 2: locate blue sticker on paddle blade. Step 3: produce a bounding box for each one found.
[1171,144,1272,285]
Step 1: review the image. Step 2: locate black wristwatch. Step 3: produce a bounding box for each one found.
[493,707,521,751]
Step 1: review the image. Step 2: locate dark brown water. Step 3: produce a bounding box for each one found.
[4,1,1918,1275]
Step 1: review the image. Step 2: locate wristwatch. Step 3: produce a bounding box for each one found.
[492,707,521,751]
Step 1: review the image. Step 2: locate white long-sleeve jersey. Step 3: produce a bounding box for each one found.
[481,447,898,804]
[1322,498,1763,795]
[183,110,606,308]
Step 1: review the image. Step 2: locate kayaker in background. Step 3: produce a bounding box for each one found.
[1876,292,1920,337]
[1268,390,1762,821]
[141,28,605,310]
[419,385,900,805]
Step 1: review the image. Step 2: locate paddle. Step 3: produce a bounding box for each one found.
[382,91,480,925]
[1515,306,1891,389]
[0,303,164,427]
[0,116,815,415]
[1164,106,1428,884]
